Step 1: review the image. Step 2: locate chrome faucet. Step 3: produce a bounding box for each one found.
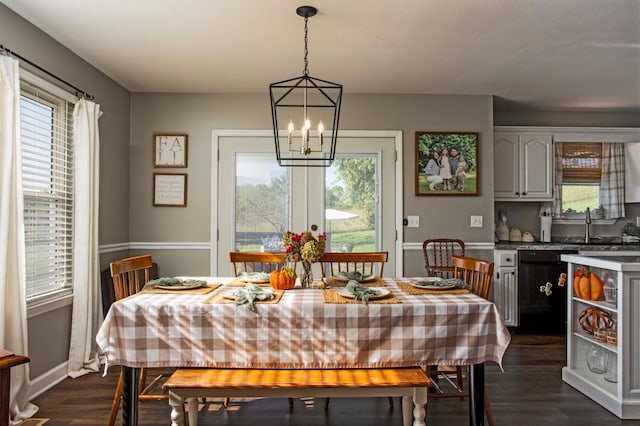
[585,207,591,243]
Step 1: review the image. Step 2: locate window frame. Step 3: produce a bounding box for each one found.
[20,70,78,309]
[557,141,603,219]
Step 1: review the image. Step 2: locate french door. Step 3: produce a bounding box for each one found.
[212,130,401,277]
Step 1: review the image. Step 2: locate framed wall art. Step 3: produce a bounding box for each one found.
[153,173,187,207]
[415,131,479,196]
[153,133,188,167]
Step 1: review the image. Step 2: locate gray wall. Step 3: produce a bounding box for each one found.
[129,93,496,277]
[1,4,131,378]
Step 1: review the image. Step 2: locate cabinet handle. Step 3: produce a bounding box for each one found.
[515,192,520,195]
[497,272,500,279]
[506,258,512,262]
[522,192,527,195]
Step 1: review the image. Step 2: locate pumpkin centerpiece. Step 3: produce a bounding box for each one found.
[573,268,604,301]
[270,266,297,290]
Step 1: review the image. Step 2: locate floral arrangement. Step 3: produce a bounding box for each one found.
[282,230,326,264]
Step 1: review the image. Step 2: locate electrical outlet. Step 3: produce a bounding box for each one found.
[407,215,420,228]
[470,215,483,228]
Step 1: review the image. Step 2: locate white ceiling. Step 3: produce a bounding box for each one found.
[2,0,639,111]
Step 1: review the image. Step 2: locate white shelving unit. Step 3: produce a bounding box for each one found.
[561,253,640,419]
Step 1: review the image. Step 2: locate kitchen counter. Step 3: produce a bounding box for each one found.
[561,253,640,271]
[495,240,640,251]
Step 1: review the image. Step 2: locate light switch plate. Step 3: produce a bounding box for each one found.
[407,215,420,228]
[470,215,483,228]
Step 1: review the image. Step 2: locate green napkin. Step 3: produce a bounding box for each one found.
[143,277,206,290]
[412,278,468,289]
[231,283,274,311]
[346,280,381,304]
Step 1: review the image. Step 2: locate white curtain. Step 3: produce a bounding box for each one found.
[67,99,102,378]
[601,143,626,219]
[0,56,39,424]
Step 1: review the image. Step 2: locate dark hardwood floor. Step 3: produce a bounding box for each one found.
[31,334,640,425]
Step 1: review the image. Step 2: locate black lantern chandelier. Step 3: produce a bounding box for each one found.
[269,6,343,167]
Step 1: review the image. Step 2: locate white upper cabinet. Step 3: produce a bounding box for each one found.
[494,132,553,200]
[625,143,640,203]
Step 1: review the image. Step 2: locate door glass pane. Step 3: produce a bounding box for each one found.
[235,153,288,251]
[325,156,377,252]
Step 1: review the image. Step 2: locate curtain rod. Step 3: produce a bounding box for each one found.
[1,44,94,100]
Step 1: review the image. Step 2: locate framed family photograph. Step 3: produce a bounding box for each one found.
[415,131,479,196]
[153,133,188,168]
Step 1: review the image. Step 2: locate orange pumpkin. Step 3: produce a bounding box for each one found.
[270,267,297,290]
[573,268,604,301]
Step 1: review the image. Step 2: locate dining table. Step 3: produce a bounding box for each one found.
[96,277,511,426]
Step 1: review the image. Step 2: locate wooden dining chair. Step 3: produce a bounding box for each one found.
[319,252,388,278]
[108,255,169,426]
[228,251,292,276]
[426,255,495,426]
[422,238,465,278]
[319,252,392,409]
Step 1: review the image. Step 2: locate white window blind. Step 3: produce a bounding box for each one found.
[20,81,74,300]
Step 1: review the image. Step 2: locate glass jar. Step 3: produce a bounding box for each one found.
[604,352,618,383]
[604,277,617,305]
[586,344,606,374]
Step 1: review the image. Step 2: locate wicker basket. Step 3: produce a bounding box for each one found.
[578,307,615,336]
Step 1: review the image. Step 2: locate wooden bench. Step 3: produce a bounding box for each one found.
[163,367,432,426]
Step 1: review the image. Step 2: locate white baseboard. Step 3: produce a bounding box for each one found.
[30,361,68,400]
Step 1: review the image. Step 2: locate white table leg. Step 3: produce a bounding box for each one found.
[187,397,198,425]
[168,391,185,426]
[412,387,427,426]
[402,395,413,426]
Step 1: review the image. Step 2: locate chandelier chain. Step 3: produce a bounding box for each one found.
[303,16,309,76]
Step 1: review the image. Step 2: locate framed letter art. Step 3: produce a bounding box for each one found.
[415,131,479,196]
[153,173,187,207]
[153,133,188,168]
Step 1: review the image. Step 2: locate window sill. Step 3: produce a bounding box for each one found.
[27,290,73,319]
[552,218,617,225]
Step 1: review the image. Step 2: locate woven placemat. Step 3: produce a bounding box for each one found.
[141,283,222,295]
[322,289,400,304]
[225,278,272,287]
[396,281,470,296]
[324,277,385,287]
[203,289,284,304]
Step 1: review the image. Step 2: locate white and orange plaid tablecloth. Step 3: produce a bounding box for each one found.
[96,278,511,370]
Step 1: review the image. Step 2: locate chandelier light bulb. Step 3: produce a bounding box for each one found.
[287,120,294,145]
[318,121,324,145]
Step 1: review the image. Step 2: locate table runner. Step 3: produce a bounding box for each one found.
[96,278,511,371]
